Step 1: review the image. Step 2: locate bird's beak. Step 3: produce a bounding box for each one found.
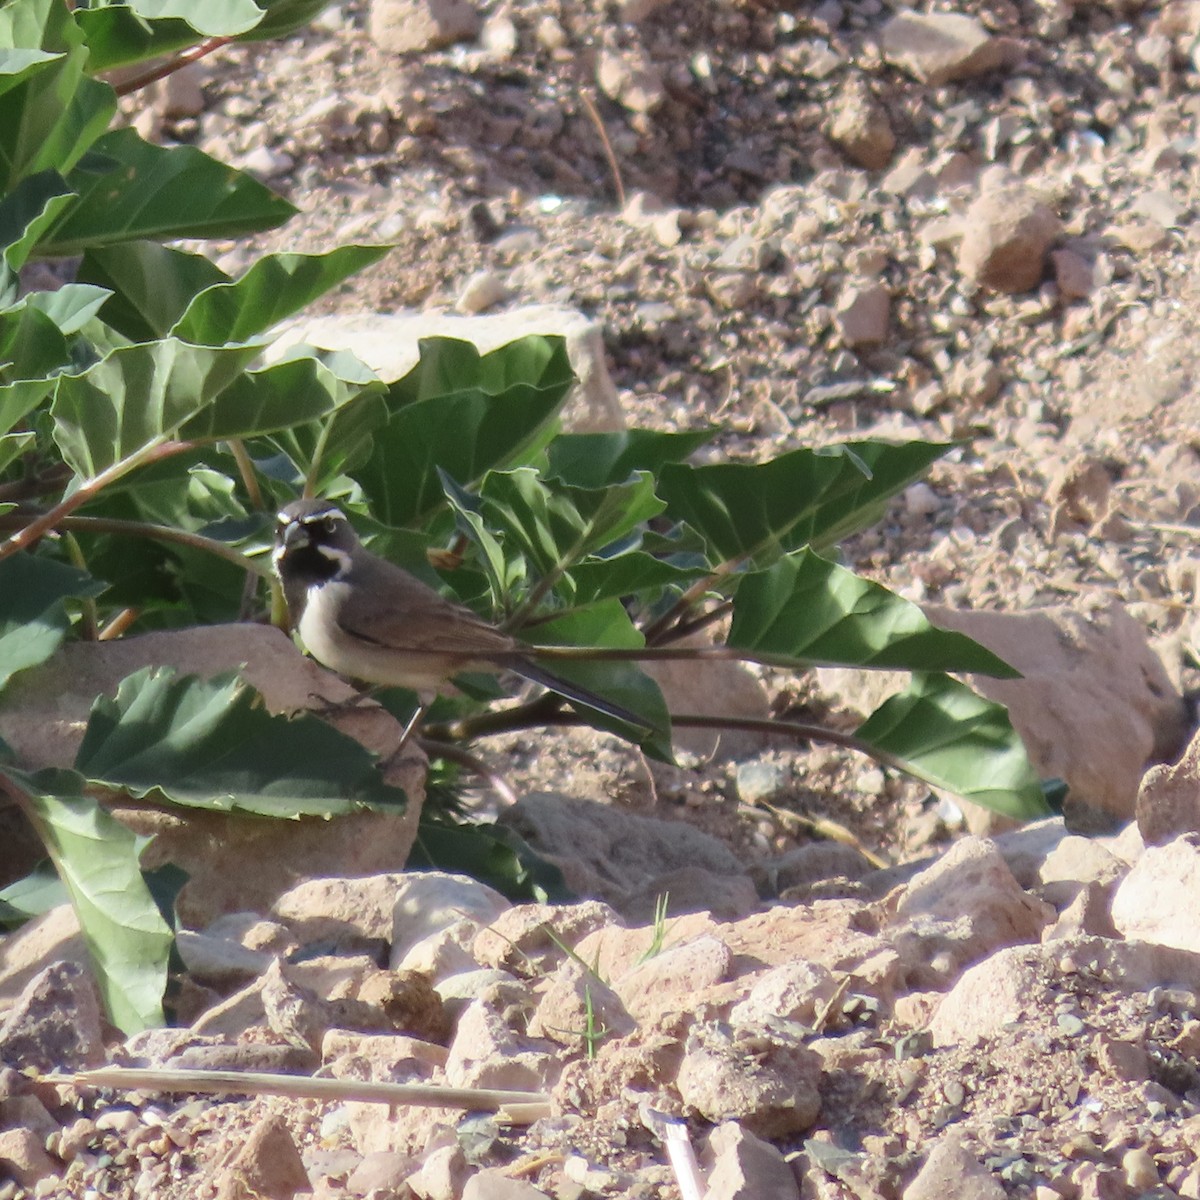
[281,520,309,551]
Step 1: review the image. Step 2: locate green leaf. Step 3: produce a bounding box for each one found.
[0,47,62,98]
[171,245,391,345]
[0,0,116,194]
[657,440,951,567]
[566,552,707,608]
[270,373,390,496]
[409,813,572,903]
[0,552,104,691]
[51,339,261,478]
[0,860,66,928]
[79,241,229,342]
[177,350,374,442]
[545,427,716,487]
[5,282,111,338]
[527,600,671,755]
[476,468,666,589]
[0,430,34,472]
[74,667,409,817]
[727,549,1019,676]
[76,0,265,70]
[0,170,76,271]
[37,127,296,257]
[16,768,173,1032]
[238,0,336,40]
[855,673,1049,819]
[74,9,213,72]
[352,336,573,526]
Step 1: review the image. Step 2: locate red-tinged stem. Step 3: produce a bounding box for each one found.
[0,440,195,563]
[112,37,234,98]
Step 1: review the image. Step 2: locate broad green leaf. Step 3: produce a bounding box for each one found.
[657,441,950,567]
[352,336,573,526]
[172,245,391,345]
[0,553,104,691]
[51,339,260,478]
[76,0,264,70]
[855,673,1049,819]
[727,549,1019,677]
[0,170,75,270]
[74,8,212,72]
[270,377,390,497]
[238,0,336,40]
[545,427,716,488]
[38,127,296,257]
[409,814,572,903]
[439,468,520,608]
[0,307,71,437]
[16,282,110,334]
[0,47,62,98]
[0,430,34,472]
[74,666,408,817]
[177,351,374,442]
[17,768,172,1032]
[0,861,66,928]
[566,552,707,608]
[477,468,666,585]
[79,242,229,342]
[0,0,116,194]
[526,600,671,756]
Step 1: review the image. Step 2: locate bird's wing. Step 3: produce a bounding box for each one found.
[332,559,521,662]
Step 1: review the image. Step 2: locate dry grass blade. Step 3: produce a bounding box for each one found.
[66,1067,551,1122]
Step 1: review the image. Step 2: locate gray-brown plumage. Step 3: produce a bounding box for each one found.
[273,497,645,726]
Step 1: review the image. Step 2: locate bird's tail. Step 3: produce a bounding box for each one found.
[513,658,652,731]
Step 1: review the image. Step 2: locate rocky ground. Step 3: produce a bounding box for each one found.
[5,0,1200,1195]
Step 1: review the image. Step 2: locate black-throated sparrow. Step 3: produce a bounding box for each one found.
[273,498,646,728]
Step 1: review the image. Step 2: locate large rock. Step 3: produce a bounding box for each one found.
[903,1132,1005,1200]
[828,81,895,170]
[819,601,1186,831]
[1110,835,1200,951]
[368,0,480,54]
[890,837,1054,968]
[957,168,1062,293]
[495,793,752,915]
[270,307,624,432]
[927,602,1185,830]
[1137,726,1200,845]
[0,625,424,925]
[881,11,1008,86]
[930,935,1200,1047]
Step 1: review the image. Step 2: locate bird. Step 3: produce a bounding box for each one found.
[272,497,648,731]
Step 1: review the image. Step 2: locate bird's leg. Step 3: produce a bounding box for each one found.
[395,699,429,751]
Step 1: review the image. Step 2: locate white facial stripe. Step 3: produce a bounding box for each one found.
[315,544,352,574]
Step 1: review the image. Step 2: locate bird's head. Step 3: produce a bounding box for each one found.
[273,498,359,582]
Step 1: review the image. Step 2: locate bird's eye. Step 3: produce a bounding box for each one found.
[322,517,338,535]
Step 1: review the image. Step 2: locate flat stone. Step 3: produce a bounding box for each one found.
[881,11,1008,86]
[270,306,625,433]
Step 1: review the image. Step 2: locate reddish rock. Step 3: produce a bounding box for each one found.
[704,1121,800,1200]
[881,11,1008,86]
[1137,727,1200,846]
[215,1114,310,1200]
[958,170,1061,293]
[835,282,891,348]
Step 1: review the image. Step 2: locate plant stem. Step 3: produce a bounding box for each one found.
[0,513,269,576]
[228,439,265,511]
[62,533,98,641]
[0,440,194,563]
[423,708,914,777]
[112,38,233,97]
